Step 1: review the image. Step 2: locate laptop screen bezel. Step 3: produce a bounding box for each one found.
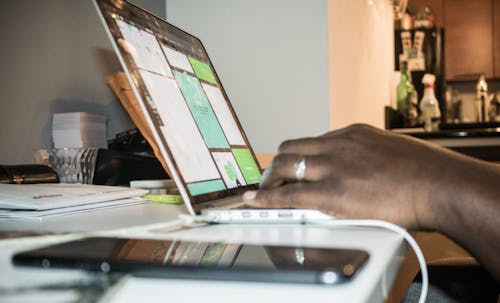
[94,0,262,212]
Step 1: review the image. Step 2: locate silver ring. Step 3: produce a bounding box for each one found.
[294,157,306,181]
[294,248,305,265]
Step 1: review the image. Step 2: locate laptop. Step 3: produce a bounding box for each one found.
[94,0,331,223]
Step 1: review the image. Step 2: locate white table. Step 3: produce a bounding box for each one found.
[0,203,405,303]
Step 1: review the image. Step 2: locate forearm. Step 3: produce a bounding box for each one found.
[432,154,500,282]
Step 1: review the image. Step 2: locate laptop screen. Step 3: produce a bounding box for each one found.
[95,0,262,208]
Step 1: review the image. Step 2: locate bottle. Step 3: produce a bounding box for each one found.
[419,74,441,132]
[396,61,419,127]
[475,73,488,123]
[489,92,500,122]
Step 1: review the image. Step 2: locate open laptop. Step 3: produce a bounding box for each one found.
[94,0,331,223]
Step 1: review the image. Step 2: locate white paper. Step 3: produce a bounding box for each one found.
[0,197,146,220]
[0,184,147,210]
[52,112,107,148]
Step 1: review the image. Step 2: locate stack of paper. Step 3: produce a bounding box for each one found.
[0,184,148,220]
[52,112,107,148]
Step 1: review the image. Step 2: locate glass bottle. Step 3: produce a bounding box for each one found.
[475,73,488,123]
[397,61,418,127]
[420,74,441,132]
[489,92,500,122]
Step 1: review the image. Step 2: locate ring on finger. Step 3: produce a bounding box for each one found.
[294,156,306,181]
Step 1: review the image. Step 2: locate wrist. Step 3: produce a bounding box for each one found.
[411,149,468,232]
[426,154,499,237]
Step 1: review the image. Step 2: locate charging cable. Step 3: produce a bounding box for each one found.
[305,219,428,303]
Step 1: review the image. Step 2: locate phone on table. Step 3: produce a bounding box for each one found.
[13,237,369,285]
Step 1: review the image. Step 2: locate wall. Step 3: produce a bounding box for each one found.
[0,0,395,163]
[131,0,166,17]
[165,0,330,153]
[328,0,394,130]
[0,0,165,164]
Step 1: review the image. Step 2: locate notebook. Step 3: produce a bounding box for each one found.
[94,0,331,223]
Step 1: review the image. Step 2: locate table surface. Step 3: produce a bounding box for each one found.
[0,203,405,303]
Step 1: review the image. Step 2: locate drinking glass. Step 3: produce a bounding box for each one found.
[34,148,99,184]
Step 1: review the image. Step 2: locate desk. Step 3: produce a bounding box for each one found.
[0,203,405,303]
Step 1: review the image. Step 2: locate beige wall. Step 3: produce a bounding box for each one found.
[328,0,394,130]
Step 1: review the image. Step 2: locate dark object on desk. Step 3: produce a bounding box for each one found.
[13,237,369,285]
[93,128,169,186]
[107,128,150,153]
[93,149,169,186]
[0,164,59,184]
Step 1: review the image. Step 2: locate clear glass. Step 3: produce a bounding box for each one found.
[34,148,99,184]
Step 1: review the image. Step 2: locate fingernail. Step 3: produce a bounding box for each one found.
[243,190,257,201]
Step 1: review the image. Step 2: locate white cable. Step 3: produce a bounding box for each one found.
[305,219,428,303]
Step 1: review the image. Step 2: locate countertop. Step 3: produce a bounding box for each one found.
[390,125,500,161]
[391,127,500,139]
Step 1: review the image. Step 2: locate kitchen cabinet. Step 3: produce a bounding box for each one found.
[408,0,500,81]
[494,0,500,77]
[444,0,493,81]
[407,0,444,28]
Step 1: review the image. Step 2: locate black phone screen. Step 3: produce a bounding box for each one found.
[13,237,369,285]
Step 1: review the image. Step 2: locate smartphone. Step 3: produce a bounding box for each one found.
[13,237,369,285]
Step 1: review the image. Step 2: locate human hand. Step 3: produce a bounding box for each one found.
[244,124,455,230]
